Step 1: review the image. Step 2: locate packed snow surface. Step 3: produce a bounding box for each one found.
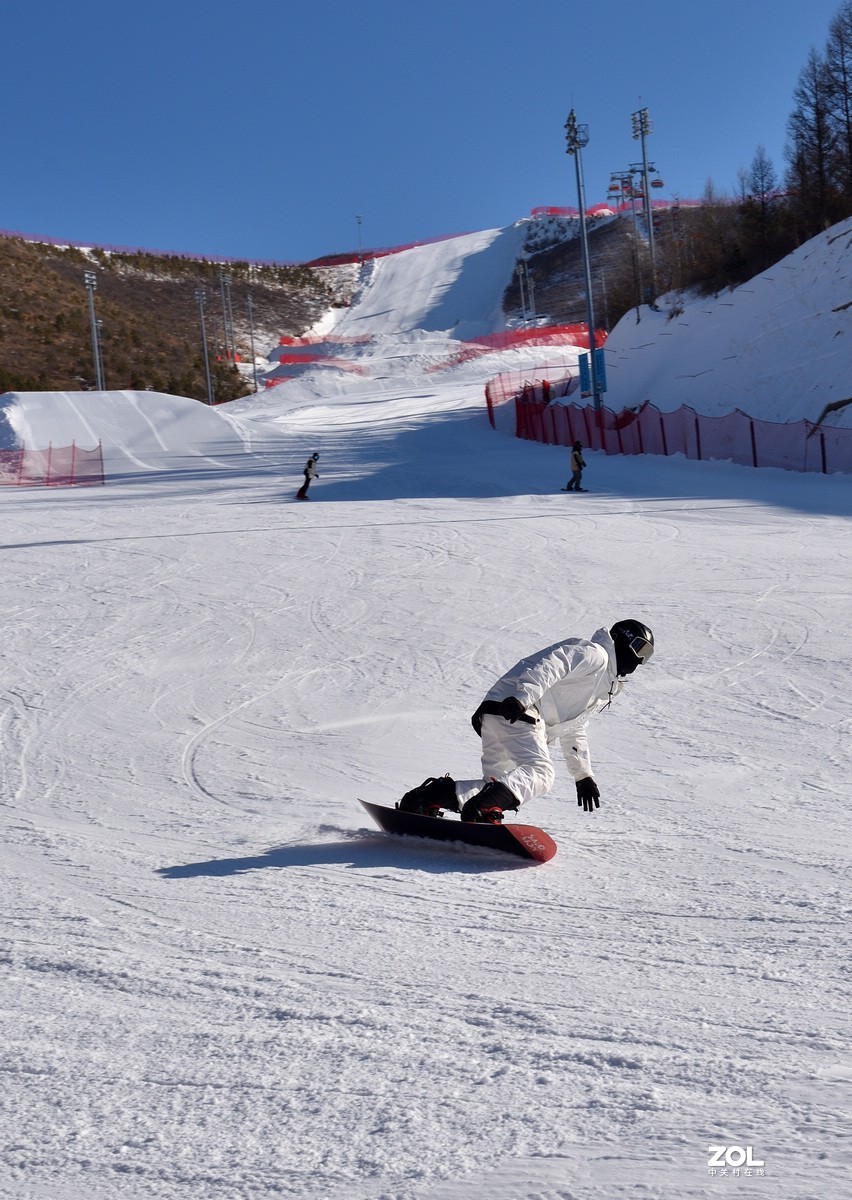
[1,216,850,1200]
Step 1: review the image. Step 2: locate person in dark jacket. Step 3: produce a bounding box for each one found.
[563,441,587,492]
[296,452,320,500]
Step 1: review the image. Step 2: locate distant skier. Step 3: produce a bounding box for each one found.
[296,452,320,500]
[562,441,587,492]
[398,620,655,824]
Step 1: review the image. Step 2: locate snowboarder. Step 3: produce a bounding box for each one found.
[564,441,590,492]
[562,441,587,491]
[296,452,320,500]
[398,620,654,824]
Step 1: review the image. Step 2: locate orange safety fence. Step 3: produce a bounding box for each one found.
[0,441,105,486]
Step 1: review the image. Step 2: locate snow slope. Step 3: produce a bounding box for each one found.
[317,226,526,341]
[1,217,850,1200]
[603,216,852,428]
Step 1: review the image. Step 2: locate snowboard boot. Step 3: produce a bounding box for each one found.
[460,780,520,824]
[397,775,459,817]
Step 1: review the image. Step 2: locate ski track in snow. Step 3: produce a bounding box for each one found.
[1,220,851,1200]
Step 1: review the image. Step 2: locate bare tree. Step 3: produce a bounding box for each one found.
[786,47,839,234]
[825,0,852,197]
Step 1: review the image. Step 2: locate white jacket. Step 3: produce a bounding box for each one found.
[483,628,623,779]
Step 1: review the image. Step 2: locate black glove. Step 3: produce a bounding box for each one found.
[576,777,600,812]
[471,697,535,736]
[499,696,529,723]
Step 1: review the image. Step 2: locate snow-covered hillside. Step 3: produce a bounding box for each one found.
[603,216,852,429]
[1,215,850,1200]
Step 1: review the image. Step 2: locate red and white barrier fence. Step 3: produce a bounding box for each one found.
[511,396,851,475]
[0,441,105,486]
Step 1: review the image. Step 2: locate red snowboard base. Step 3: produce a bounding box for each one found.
[359,799,557,863]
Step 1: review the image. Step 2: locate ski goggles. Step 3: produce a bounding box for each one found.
[628,635,654,664]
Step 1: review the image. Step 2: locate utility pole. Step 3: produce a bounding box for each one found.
[83,271,105,390]
[194,288,214,405]
[564,109,601,417]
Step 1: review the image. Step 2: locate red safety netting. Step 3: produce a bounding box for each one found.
[278,334,375,347]
[0,442,105,486]
[511,395,852,475]
[430,324,602,374]
[485,368,581,434]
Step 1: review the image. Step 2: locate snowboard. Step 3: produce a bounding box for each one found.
[359,799,557,863]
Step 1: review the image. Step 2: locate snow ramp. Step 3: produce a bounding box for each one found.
[3,390,252,478]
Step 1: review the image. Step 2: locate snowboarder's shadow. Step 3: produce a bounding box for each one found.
[157,832,531,879]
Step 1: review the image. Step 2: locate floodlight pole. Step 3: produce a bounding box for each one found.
[525,260,536,322]
[517,261,528,325]
[247,291,259,392]
[564,109,600,415]
[632,107,657,295]
[356,214,363,264]
[219,269,236,362]
[195,288,214,405]
[96,319,106,390]
[83,270,104,390]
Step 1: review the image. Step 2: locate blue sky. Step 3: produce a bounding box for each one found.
[3,0,844,263]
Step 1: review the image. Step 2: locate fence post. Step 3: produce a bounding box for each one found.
[660,413,668,456]
[70,441,77,485]
[820,430,827,474]
[46,443,53,486]
[749,420,758,468]
[694,416,702,462]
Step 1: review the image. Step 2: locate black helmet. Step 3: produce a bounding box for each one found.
[610,619,655,676]
[311,452,320,460]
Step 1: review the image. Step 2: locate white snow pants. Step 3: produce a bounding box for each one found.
[455,713,555,809]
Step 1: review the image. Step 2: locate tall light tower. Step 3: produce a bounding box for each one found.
[523,258,536,323]
[564,109,600,415]
[356,214,363,264]
[194,287,214,405]
[517,260,528,325]
[246,291,259,393]
[96,319,106,390]
[219,269,236,362]
[632,106,657,295]
[83,271,105,390]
